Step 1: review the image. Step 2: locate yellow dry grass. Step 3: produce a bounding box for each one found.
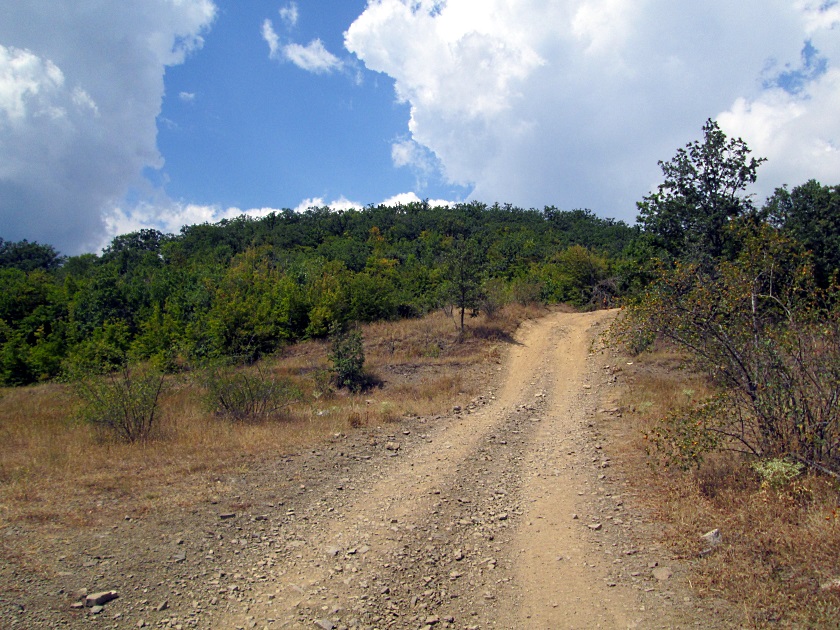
[611,345,840,628]
[0,304,543,531]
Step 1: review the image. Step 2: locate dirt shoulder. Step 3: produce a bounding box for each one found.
[2,310,731,629]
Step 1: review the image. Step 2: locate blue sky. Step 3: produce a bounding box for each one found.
[155,0,462,211]
[1,1,839,254]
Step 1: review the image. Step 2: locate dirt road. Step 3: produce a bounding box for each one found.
[4,310,715,628]
[219,310,699,629]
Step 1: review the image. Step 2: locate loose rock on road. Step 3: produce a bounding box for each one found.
[4,310,725,629]
[222,310,706,629]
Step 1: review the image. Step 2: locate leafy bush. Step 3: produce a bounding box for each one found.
[199,361,299,422]
[73,364,165,442]
[329,327,366,392]
[480,277,509,319]
[752,458,805,490]
[311,368,333,399]
[615,225,840,473]
[510,276,543,306]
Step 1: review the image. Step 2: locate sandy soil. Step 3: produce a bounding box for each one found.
[1,310,731,629]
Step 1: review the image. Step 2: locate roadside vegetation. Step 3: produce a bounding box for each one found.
[611,119,840,626]
[0,202,633,387]
[1,116,839,625]
[0,304,540,528]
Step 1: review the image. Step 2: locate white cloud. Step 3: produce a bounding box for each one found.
[263,18,342,74]
[392,139,430,169]
[102,191,451,252]
[718,67,840,194]
[279,2,299,28]
[262,19,281,59]
[101,201,282,252]
[0,0,216,253]
[282,39,343,74]
[0,45,73,124]
[391,138,442,190]
[380,191,454,208]
[292,196,360,213]
[178,91,196,102]
[346,0,840,220]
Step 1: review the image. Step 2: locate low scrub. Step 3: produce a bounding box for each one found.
[613,226,840,474]
[72,364,165,442]
[614,351,840,627]
[198,361,300,422]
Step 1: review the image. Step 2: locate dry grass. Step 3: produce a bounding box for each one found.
[0,304,543,532]
[612,345,840,628]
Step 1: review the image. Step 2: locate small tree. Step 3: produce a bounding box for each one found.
[441,235,486,340]
[329,326,366,392]
[637,119,766,267]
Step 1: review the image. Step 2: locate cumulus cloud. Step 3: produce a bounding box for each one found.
[380,191,454,208]
[0,0,216,254]
[718,4,840,195]
[292,196,361,213]
[104,190,455,248]
[346,0,840,220]
[101,191,450,251]
[102,201,281,251]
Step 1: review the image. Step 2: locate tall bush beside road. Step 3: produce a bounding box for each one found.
[614,225,840,473]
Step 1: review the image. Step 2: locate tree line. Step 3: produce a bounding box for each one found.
[1,203,637,385]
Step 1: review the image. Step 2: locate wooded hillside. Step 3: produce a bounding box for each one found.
[1,203,636,385]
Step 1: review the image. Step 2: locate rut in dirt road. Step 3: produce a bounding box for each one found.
[222,310,693,630]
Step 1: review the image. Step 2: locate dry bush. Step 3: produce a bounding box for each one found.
[197,361,301,422]
[613,348,840,627]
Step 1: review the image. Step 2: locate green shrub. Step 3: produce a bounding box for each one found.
[481,277,508,319]
[311,368,333,399]
[329,327,366,392]
[615,225,840,473]
[73,364,165,442]
[199,361,299,422]
[752,458,805,490]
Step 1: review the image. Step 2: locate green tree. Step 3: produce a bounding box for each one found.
[0,238,63,271]
[441,235,486,339]
[536,245,610,307]
[205,247,305,361]
[637,119,765,266]
[765,179,840,289]
[329,326,366,392]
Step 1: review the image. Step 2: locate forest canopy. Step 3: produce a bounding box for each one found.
[3,120,838,394]
[0,202,637,385]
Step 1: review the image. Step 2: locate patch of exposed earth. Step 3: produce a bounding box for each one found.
[0,311,737,628]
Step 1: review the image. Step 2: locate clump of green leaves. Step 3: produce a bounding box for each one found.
[616,224,840,474]
[329,326,366,392]
[199,361,299,422]
[752,458,805,490]
[73,364,165,442]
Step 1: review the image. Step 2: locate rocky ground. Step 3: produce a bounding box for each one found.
[1,310,738,629]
